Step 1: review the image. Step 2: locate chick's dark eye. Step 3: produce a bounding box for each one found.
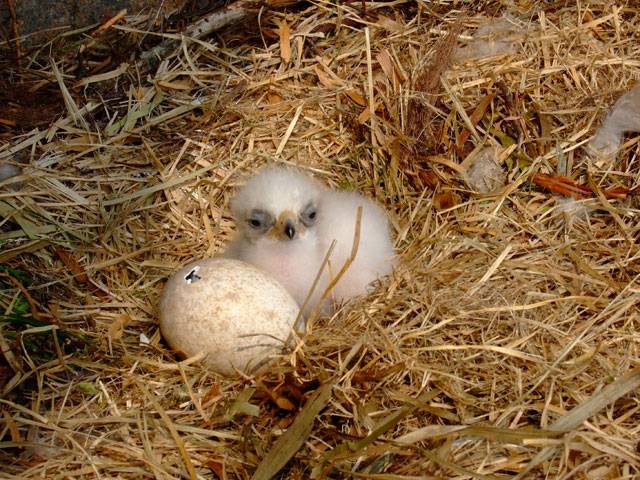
[247,210,272,231]
[301,205,318,226]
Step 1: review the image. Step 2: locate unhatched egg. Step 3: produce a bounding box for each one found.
[158,258,300,375]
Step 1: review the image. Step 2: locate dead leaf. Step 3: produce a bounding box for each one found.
[433,191,461,210]
[3,410,22,442]
[419,170,442,190]
[275,396,296,411]
[358,107,372,124]
[582,10,604,39]
[206,459,226,480]
[279,20,291,64]
[456,94,495,152]
[353,362,406,385]
[55,248,107,298]
[376,50,397,84]
[314,65,340,87]
[277,415,294,429]
[156,79,194,91]
[387,138,406,162]
[345,89,366,106]
[108,314,131,341]
[53,133,98,152]
[267,92,283,105]
[376,14,403,32]
[531,173,638,200]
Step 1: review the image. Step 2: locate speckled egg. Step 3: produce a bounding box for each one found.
[158,258,300,375]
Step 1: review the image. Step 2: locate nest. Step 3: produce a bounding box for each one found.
[1,1,639,478]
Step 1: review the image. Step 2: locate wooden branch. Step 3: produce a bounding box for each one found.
[140,0,303,67]
[6,0,22,66]
[91,8,127,37]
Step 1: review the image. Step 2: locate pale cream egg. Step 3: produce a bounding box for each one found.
[159,258,300,375]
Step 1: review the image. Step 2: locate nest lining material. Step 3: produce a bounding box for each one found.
[0,1,639,479]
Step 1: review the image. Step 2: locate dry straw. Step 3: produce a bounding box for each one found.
[1,1,639,479]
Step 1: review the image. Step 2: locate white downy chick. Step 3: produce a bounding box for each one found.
[223,166,395,317]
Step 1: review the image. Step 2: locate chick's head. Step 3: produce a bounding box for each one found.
[230,167,325,244]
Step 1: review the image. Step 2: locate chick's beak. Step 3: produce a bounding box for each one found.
[284,219,296,239]
[275,211,300,240]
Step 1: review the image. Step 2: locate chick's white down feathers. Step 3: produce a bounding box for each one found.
[224,166,395,316]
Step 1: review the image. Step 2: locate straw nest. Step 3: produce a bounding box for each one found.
[1,1,639,478]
